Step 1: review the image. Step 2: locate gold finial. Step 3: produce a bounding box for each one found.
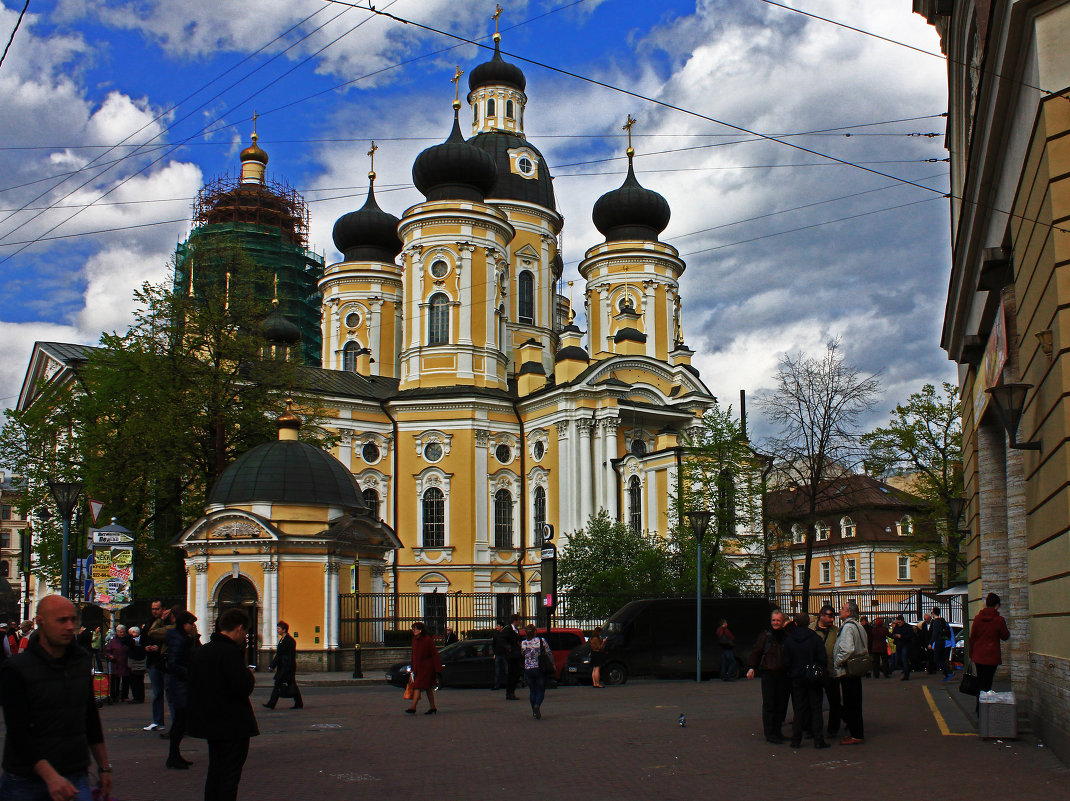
[367,140,378,182]
[622,114,637,159]
[188,261,195,298]
[567,280,575,323]
[224,271,231,315]
[492,4,503,42]
[451,65,464,109]
[272,273,279,307]
[251,110,259,144]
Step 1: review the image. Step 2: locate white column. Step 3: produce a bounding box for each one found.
[262,565,277,647]
[578,419,594,525]
[328,567,340,648]
[338,431,352,471]
[592,418,605,511]
[643,280,657,357]
[556,421,572,534]
[194,564,209,630]
[475,431,490,552]
[370,298,383,377]
[598,285,609,354]
[604,419,619,520]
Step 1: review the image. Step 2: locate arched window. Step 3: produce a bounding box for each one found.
[840,516,856,538]
[506,99,514,118]
[533,486,546,539]
[343,341,361,372]
[896,515,913,537]
[518,271,534,323]
[716,468,736,540]
[487,98,496,117]
[473,104,478,124]
[791,524,805,545]
[494,489,513,548]
[628,476,642,533]
[428,293,449,345]
[362,488,380,519]
[815,522,830,541]
[422,488,445,547]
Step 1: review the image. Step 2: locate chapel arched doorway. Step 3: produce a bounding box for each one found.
[216,576,259,666]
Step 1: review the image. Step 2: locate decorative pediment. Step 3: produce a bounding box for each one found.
[177,509,279,548]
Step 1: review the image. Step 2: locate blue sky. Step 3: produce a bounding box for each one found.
[0,0,953,435]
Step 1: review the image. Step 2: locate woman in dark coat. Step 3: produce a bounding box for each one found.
[405,622,442,715]
[104,624,131,702]
[165,610,199,769]
[264,620,303,709]
[124,625,147,703]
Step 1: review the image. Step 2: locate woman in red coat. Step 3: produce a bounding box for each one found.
[406,622,443,715]
[969,592,1011,694]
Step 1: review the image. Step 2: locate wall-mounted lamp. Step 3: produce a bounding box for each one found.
[986,382,1041,450]
[1035,330,1053,361]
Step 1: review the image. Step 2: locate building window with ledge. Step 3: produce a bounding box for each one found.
[795,563,806,587]
[343,341,361,372]
[628,476,642,532]
[533,486,546,539]
[896,516,913,537]
[422,488,445,547]
[815,522,830,541]
[494,489,513,548]
[820,561,831,584]
[362,488,380,520]
[423,592,447,636]
[791,524,805,545]
[506,99,514,118]
[518,271,534,324]
[845,558,857,582]
[898,555,911,581]
[428,293,449,345]
[487,98,496,117]
[841,516,856,538]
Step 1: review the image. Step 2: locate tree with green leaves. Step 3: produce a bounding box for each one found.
[1,239,334,596]
[671,404,763,594]
[557,510,676,620]
[861,382,964,586]
[757,340,881,611]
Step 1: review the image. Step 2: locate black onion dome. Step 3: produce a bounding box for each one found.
[468,41,526,93]
[208,440,365,510]
[412,113,497,202]
[468,132,556,210]
[261,305,301,345]
[332,184,402,262]
[592,160,671,242]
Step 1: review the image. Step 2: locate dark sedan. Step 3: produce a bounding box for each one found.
[385,639,495,688]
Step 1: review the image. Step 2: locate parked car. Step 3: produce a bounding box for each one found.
[385,629,585,688]
[565,597,772,685]
[903,621,963,671]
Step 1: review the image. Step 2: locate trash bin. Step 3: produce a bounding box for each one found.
[978,691,1017,739]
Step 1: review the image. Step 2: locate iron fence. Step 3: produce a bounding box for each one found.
[769,588,966,625]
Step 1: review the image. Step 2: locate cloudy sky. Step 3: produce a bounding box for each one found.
[0,0,953,437]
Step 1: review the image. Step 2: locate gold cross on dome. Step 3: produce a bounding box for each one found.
[622,114,637,149]
[451,65,464,103]
[367,141,377,172]
[493,4,503,35]
[251,110,259,141]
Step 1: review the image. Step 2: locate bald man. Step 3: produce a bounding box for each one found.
[0,596,112,801]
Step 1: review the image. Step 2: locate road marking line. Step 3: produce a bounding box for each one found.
[922,685,974,736]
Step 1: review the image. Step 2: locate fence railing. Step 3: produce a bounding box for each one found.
[770,588,965,626]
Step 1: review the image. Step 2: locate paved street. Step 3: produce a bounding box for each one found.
[6,672,1066,800]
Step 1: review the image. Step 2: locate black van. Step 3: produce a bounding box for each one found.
[565,597,773,684]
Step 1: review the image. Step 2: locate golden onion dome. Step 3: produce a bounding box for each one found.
[240,133,269,165]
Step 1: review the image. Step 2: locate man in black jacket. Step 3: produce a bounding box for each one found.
[188,608,259,801]
[502,614,523,700]
[263,621,302,710]
[929,607,953,680]
[0,595,113,801]
[745,609,790,744]
[781,613,830,749]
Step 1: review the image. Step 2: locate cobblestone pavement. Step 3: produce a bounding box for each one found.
[7,673,1066,800]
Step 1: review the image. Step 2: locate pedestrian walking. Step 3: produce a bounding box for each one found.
[264,621,303,710]
[164,611,199,770]
[90,626,104,673]
[405,622,442,715]
[810,604,842,737]
[833,601,867,745]
[0,595,114,801]
[969,592,1010,696]
[781,613,830,749]
[716,619,736,681]
[588,626,608,688]
[746,609,790,744]
[187,608,259,801]
[521,625,552,719]
[503,614,523,701]
[868,617,890,678]
[929,607,953,680]
[104,624,131,703]
[142,600,172,732]
[491,622,508,691]
[126,626,147,704]
[891,615,914,679]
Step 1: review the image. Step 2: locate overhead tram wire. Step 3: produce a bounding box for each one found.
[0,1,398,264]
[0,2,352,244]
[0,0,30,70]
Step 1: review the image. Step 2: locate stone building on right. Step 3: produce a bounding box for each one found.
[914,0,1070,758]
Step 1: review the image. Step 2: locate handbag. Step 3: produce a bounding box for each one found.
[538,640,556,677]
[127,657,147,673]
[958,663,981,696]
[403,676,415,700]
[844,654,872,678]
[278,680,294,699]
[802,664,827,686]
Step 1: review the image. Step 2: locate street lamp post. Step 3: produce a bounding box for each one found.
[686,510,713,683]
[47,480,83,599]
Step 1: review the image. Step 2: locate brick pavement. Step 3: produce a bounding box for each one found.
[5,673,1065,800]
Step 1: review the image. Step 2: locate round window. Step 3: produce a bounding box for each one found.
[533,441,544,460]
[423,442,443,462]
[495,444,512,464]
[430,259,449,279]
[362,442,380,463]
[631,438,647,456]
[517,156,534,176]
[345,311,360,328]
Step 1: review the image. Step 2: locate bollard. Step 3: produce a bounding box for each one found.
[352,643,363,678]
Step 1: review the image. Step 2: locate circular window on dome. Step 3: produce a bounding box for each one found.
[345,311,361,329]
[362,442,380,463]
[423,442,443,463]
[430,259,449,279]
[516,156,534,177]
[533,441,545,461]
[495,444,512,464]
[631,438,647,456]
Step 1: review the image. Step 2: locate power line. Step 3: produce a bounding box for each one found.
[0,0,30,70]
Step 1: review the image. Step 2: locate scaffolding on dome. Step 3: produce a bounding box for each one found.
[193,174,311,249]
